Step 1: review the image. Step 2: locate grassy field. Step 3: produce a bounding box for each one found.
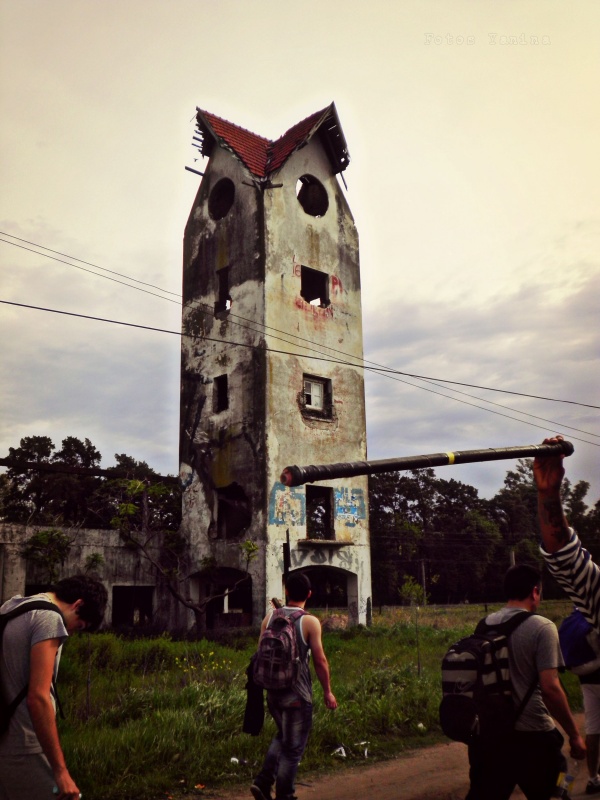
[57,600,579,800]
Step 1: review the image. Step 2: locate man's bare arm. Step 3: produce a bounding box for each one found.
[28,639,80,799]
[539,667,586,759]
[303,616,337,709]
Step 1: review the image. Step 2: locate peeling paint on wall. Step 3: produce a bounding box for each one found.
[269,482,305,526]
[334,487,366,527]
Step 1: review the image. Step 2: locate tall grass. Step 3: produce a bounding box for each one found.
[56,600,579,800]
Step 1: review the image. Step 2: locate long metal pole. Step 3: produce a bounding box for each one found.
[280,440,574,487]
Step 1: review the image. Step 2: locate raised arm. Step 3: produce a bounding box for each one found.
[533,435,571,553]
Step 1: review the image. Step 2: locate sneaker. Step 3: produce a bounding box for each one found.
[250,784,272,800]
[586,779,600,795]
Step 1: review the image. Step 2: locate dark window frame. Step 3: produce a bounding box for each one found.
[305,484,335,541]
[215,267,232,316]
[213,374,229,413]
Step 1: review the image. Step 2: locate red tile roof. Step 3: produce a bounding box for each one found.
[195,103,349,178]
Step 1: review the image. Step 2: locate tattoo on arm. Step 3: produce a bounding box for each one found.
[540,498,569,545]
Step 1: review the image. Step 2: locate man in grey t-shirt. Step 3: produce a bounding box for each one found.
[0,575,107,800]
[466,564,585,800]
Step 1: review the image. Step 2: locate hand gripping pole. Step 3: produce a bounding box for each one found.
[280,440,574,487]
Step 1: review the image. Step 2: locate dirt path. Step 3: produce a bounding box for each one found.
[192,714,589,800]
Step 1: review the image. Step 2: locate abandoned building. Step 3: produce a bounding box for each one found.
[180,103,372,629]
[0,103,372,632]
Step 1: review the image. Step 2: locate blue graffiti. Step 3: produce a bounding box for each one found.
[334,487,366,527]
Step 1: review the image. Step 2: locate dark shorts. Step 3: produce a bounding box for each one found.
[466,727,566,800]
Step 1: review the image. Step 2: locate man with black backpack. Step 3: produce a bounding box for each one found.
[0,575,107,800]
[465,564,585,800]
[250,572,337,800]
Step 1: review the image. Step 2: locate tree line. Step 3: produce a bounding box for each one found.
[0,435,181,531]
[369,461,600,606]
[1,434,599,608]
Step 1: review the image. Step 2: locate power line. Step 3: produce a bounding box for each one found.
[2,234,599,446]
[0,237,180,305]
[0,232,180,298]
[2,231,597,410]
[2,298,599,448]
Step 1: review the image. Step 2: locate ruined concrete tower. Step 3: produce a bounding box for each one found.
[180,104,371,629]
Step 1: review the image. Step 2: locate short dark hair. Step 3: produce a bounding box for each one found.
[285,572,311,602]
[503,564,541,601]
[53,575,108,632]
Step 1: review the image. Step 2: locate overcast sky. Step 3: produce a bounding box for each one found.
[1,0,598,505]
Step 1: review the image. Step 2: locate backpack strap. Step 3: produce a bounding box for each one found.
[0,600,67,722]
[276,608,309,657]
[474,610,534,637]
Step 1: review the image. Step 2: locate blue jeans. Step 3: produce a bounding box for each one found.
[254,690,313,800]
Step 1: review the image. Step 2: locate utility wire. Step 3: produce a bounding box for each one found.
[2,232,596,410]
[2,235,599,445]
[0,232,180,298]
[2,299,599,448]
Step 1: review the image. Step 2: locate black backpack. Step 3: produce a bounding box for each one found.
[0,600,65,737]
[439,611,538,743]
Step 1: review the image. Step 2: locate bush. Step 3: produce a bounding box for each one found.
[56,600,576,800]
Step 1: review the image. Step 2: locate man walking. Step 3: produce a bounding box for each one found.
[0,575,107,800]
[251,572,337,800]
[466,564,585,799]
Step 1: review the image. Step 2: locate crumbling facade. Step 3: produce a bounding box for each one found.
[0,522,184,631]
[180,104,372,628]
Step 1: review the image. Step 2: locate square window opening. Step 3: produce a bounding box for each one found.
[112,586,154,628]
[300,265,330,308]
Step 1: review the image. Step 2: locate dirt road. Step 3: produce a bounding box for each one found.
[196,714,589,800]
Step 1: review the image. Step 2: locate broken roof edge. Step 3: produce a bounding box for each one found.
[194,102,350,179]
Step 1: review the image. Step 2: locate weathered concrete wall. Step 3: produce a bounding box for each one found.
[180,147,267,622]
[0,524,193,632]
[262,138,371,624]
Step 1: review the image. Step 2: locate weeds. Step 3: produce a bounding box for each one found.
[57,600,577,800]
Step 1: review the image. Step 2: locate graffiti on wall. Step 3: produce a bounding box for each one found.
[290,546,358,571]
[269,483,366,528]
[269,482,305,526]
[334,487,366,527]
[268,541,360,573]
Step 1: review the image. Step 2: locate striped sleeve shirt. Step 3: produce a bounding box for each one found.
[541,528,600,631]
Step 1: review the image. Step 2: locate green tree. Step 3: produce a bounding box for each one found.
[398,574,427,606]
[3,435,56,522]
[2,435,102,525]
[19,528,72,583]
[370,470,508,604]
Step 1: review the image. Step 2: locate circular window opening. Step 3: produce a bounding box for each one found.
[208,178,235,220]
[296,175,329,218]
